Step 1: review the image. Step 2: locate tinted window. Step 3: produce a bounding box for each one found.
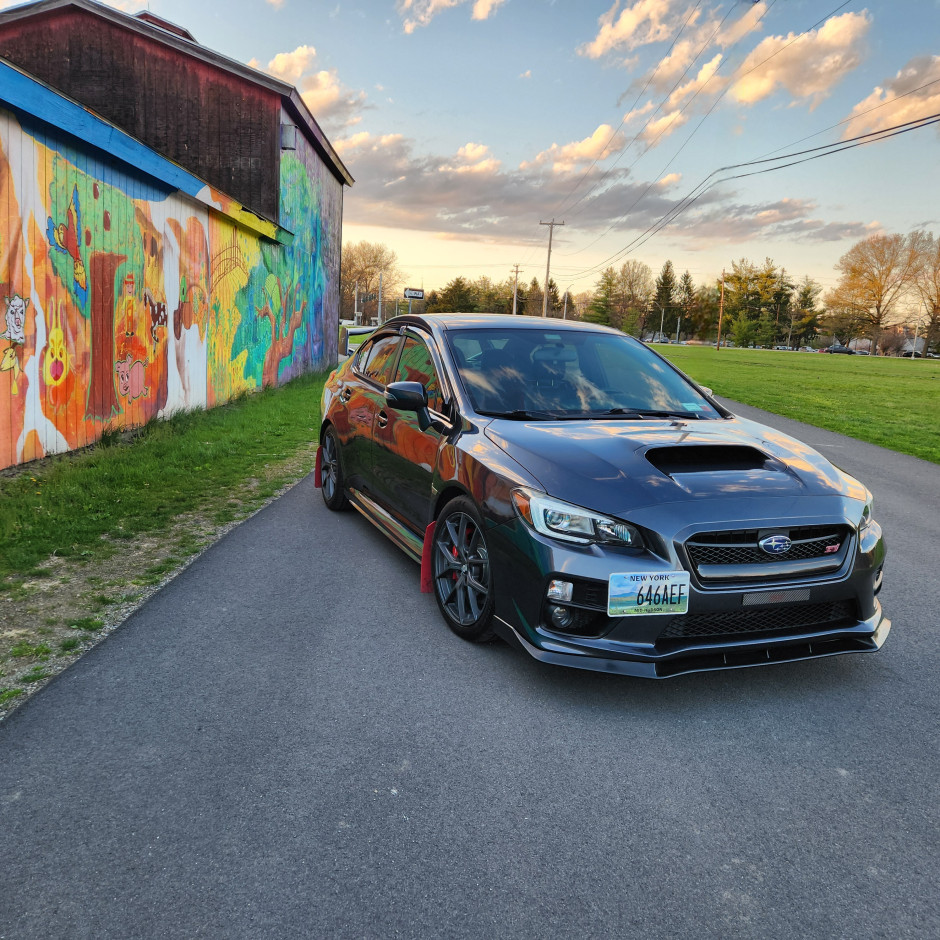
[447,328,717,417]
[395,337,443,413]
[357,335,401,385]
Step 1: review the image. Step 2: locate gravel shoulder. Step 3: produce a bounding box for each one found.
[0,444,318,722]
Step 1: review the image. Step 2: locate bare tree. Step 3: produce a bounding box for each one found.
[613,260,654,334]
[340,241,404,321]
[828,233,921,354]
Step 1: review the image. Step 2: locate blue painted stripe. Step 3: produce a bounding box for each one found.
[0,58,289,242]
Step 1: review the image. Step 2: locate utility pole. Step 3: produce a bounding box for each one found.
[511,265,522,315]
[540,219,564,317]
[716,269,726,350]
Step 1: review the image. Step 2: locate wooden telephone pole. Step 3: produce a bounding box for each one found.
[716,269,726,350]
[540,219,564,317]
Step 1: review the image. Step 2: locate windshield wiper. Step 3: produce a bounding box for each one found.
[477,409,565,421]
[600,407,703,420]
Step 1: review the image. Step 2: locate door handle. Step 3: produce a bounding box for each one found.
[376,410,389,428]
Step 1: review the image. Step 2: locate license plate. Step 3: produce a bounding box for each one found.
[608,571,690,617]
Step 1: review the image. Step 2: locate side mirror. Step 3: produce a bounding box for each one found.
[386,381,444,433]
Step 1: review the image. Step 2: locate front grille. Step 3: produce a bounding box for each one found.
[685,525,852,582]
[658,600,858,640]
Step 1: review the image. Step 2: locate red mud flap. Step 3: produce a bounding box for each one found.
[420,522,435,593]
[313,445,323,488]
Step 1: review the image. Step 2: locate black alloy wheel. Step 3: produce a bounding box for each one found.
[432,496,496,642]
[320,426,349,511]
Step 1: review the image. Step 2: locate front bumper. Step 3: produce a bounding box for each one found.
[498,604,890,678]
[487,511,889,679]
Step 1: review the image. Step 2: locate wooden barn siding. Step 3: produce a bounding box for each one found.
[0,103,341,470]
[0,8,279,221]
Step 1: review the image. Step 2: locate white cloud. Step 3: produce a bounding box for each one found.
[520,125,627,172]
[842,55,940,138]
[249,45,367,132]
[580,0,686,60]
[257,45,317,84]
[730,11,871,108]
[715,1,767,49]
[472,0,506,20]
[678,196,873,245]
[397,0,504,33]
[520,70,532,80]
[666,53,723,110]
[266,0,285,8]
[440,143,502,174]
[334,128,872,252]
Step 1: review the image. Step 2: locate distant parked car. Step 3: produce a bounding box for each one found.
[822,345,855,355]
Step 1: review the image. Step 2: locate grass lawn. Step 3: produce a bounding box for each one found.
[657,345,940,464]
[0,372,327,584]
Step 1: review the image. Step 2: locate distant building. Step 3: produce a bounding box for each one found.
[0,0,352,469]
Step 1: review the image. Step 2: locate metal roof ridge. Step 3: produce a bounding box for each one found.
[0,55,293,245]
[0,0,353,186]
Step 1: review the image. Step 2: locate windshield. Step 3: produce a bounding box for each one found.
[446,327,718,419]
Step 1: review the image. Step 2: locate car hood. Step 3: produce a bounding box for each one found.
[483,415,866,518]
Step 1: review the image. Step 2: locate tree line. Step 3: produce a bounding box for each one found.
[341,230,940,355]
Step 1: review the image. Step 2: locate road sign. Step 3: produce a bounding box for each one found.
[404,288,424,300]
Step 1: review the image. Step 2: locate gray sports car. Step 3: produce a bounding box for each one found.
[317,313,889,678]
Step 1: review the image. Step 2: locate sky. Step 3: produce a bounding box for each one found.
[5,0,939,296]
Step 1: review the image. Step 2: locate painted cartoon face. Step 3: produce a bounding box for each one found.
[3,295,29,343]
[116,358,132,395]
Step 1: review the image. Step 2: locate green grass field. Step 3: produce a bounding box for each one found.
[0,373,326,584]
[657,345,940,464]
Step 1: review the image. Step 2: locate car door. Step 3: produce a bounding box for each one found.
[371,330,449,535]
[335,332,403,494]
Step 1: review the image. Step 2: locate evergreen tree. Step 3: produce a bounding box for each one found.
[525,278,543,317]
[585,268,616,325]
[653,260,676,340]
[426,277,476,312]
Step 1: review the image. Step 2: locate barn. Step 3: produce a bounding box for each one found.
[0,0,352,470]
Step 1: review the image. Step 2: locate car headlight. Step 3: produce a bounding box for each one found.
[511,488,644,549]
[860,492,874,533]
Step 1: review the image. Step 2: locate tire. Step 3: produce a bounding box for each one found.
[431,496,496,642]
[320,426,350,511]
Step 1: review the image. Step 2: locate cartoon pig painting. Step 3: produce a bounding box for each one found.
[115,355,149,401]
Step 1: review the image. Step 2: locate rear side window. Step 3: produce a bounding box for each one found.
[356,335,401,385]
[395,337,443,413]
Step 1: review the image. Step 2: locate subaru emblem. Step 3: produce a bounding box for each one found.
[759,534,792,555]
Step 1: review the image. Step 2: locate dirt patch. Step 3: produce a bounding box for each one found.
[0,444,318,723]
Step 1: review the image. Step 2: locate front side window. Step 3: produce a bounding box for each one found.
[395,337,443,413]
[357,334,401,386]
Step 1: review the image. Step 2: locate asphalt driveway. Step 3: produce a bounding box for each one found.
[1,402,938,939]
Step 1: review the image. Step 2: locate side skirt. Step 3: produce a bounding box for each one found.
[347,487,424,564]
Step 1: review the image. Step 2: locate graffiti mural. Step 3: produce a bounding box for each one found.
[0,103,341,470]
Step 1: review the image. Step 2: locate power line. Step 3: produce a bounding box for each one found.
[563,110,940,286]
[559,0,852,261]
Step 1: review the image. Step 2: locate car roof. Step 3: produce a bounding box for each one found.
[380,313,623,335]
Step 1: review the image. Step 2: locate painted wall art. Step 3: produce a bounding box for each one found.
[0,104,341,470]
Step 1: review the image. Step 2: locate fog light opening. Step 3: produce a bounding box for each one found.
[549,604,576,630]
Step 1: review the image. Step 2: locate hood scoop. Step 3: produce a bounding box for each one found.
[646,445,771,476]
